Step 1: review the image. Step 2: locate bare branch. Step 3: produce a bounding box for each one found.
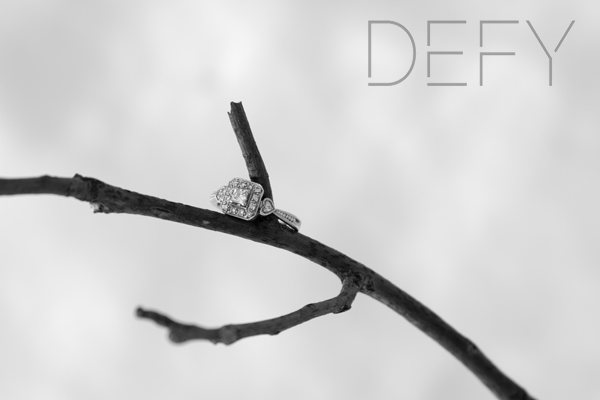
[137,277,359,345]
[228,101,273,201]
[0,173,536,400]
[0,175,73,196]
[0,105,537,400]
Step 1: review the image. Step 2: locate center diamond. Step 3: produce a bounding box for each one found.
[231,188,250,206]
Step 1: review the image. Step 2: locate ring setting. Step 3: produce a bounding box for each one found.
[210,178,301,231]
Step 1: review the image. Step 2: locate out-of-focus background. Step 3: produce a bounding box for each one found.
[1,1,598,399]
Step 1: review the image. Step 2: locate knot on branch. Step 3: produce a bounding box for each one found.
[219,325,239,345]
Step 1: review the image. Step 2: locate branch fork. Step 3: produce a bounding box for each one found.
[0,102,536,400]
[137,275,359,345]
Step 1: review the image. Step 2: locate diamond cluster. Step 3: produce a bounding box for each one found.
[215,178,264,220]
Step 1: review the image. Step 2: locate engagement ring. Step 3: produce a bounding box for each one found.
[210,178,301,231]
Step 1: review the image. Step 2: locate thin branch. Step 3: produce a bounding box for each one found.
[0,104,537,400]
[136,277,359,345]
[0,174,536,400]
[228,102,273,201]
[0,176,73,196]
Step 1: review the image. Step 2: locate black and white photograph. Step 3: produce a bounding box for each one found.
[0,2,597,399]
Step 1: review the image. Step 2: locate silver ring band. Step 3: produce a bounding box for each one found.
[210,178,301,231]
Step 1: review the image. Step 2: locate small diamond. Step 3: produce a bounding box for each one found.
[260,198,275,216]
[231,188,250,206]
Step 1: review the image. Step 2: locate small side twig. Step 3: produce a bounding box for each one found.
[137,276,359,345]
[228,102,273,201]
[0,102,537,400]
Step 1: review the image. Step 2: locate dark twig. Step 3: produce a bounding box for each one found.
[228,102,273,201]
[0,102,537,400]
[137,276,359,345]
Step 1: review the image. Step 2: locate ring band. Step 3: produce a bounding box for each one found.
[210,178,301,231]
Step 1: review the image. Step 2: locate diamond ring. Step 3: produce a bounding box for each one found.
[210,178,301,231]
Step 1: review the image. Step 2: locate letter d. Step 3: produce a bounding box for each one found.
[368,21,416,86]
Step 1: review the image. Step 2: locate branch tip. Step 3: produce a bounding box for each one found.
[228,102,273,201]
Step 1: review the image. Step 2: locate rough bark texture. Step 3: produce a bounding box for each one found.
[0,102,536,400]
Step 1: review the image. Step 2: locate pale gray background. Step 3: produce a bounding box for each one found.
[1,1,598,399]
